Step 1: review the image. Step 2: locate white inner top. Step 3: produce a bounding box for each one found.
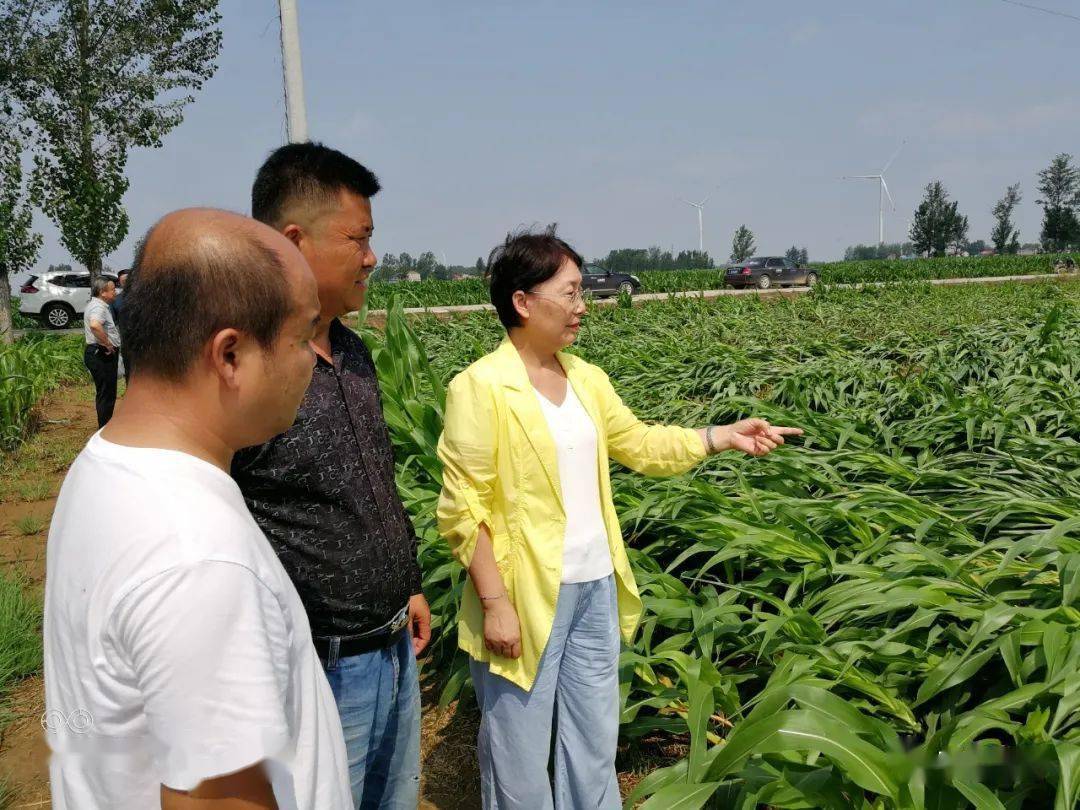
[534,383,614,584]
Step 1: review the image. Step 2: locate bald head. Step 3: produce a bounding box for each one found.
[140,209,302,272]
[123,208,311,380]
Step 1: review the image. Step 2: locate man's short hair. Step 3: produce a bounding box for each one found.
[91,277,114,298]
[122,226,292,380]
[487,225,584,330]
[251,142,381,228]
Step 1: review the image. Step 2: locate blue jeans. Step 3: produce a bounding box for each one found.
[324,629,421,810]
[470,575,622,810]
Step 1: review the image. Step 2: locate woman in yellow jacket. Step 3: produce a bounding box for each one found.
[437,228,800,809]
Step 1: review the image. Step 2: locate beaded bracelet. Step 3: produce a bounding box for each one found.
[706,426,720,454]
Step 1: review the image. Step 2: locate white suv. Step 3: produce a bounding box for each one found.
[18,270,118,329]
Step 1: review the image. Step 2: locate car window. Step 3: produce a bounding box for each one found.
[766,258,783,268]
[740,258,765,268]
[72,275,92,288]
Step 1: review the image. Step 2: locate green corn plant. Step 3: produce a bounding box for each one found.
[362,279,1080,807]
[0,334,84,452]
[361,254,1080,310]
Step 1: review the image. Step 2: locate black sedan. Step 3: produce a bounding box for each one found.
[580,264,642,298]
[725,257,819,290]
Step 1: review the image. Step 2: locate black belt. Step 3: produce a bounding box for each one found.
[314,627,404,661]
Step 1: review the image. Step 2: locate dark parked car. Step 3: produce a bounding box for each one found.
[724,256,819,290]
[580,263,641,298]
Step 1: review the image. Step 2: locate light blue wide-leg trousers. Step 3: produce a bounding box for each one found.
[470,575,622,810]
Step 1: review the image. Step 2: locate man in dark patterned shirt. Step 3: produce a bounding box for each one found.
[233,143,430,810]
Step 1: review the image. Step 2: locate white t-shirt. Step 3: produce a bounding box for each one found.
[534,384,614,584]
[43,433,351,810]
[83,297,120,347]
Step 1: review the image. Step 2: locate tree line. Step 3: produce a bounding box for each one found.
[734,154,1080,267]
[374,248,719,280]
[903,154,1079,257]
[372,253,487,282]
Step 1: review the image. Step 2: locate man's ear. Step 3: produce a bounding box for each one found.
[281,223,304,250]
[208,328,245,389]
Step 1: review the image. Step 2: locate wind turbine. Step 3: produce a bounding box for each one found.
[843,141,906,245]
[679,194,711,253]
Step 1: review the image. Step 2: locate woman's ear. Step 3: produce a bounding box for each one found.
[511,290,530,324]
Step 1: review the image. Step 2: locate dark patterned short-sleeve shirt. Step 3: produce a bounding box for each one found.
[232,318,423,639]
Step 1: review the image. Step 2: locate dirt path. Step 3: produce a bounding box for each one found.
[0,384,483,808]
[0,384,92,807]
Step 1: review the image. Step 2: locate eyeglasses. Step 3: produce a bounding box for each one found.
[527,289,586,307]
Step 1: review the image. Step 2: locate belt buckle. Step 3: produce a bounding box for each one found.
[390,608,409,634]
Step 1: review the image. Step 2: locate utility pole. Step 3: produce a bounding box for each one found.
[278,0,309,142]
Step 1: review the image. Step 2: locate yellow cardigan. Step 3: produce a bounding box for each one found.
[436,339,707,692]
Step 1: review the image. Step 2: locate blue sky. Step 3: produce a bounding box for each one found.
[23,0,1080,276]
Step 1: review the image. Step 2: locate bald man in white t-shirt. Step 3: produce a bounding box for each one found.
[44,209,351,810]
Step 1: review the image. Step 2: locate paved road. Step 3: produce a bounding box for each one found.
[15,272,1075,338]
[367,271,1074,322]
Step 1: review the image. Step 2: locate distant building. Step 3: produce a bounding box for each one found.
[979,249,996,257]
[404,271,422,282]
[1018,245,1040,256]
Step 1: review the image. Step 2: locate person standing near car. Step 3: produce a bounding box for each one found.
[111,269,132,384]
[83,277,120,427]
[233,142,430,810]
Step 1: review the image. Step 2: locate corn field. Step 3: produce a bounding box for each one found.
[364,253,1080,311]
[0,335,84,451]
[365,278,1080,809]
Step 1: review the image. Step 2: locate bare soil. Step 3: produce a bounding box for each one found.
[0,384,92,808]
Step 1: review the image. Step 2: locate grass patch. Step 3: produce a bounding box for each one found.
[14,481,52,503]
[0,573,42,710]
[11,515,47,537]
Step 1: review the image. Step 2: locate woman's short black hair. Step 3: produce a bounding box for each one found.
[487,225,583,330]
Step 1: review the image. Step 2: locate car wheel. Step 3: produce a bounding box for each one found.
[43,302,75,329]
[756,274,772,290]
[618,282,635,296]
[806,272,818,287]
